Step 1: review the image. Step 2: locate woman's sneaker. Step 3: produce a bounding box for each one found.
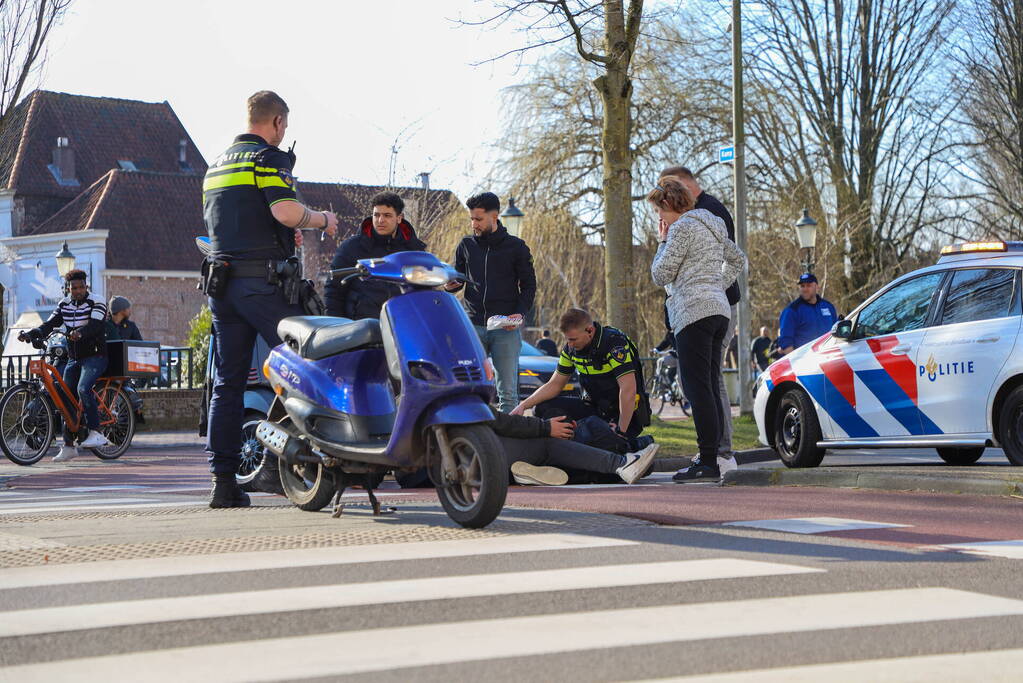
[80,431,112,448]
[53,446,78,462]
[673,459,721,482]
[511,462,569,486]
[617,443,660,484]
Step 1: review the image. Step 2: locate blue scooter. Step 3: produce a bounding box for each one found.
[255,251,507,528]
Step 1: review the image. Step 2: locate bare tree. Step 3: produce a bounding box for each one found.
[0,0,71,127]
[953,0,1023,239]
[470,0,645,334]
[743,0,957,310]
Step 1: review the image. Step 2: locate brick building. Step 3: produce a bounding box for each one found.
[0,90,458,347]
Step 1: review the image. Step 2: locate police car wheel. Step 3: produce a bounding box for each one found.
[997,385,1023,466]
[936,447,984,466]
[774,389,825,468]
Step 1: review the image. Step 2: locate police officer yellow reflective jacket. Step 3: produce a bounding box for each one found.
[555,323,650,427]
[203,134,297,260]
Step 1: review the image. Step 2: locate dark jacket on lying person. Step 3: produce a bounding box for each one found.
[324,217,427,320]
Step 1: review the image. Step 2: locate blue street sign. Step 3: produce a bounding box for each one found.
[719,146,735,164]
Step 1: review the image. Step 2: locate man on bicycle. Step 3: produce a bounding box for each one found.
[20,269,112,461]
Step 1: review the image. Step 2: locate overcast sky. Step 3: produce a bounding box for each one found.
[38,0,533,199]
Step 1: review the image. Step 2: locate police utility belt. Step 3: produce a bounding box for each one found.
[200,256,324,315]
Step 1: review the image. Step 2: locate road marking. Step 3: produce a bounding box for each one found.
[937,540,1023,559]
[653,648,1023,681]
[723,517,911,534]
[0,497,158,510]
[4,588,1020,682]
[0,559,822,637]
[53,485,152,492]
[0,501,208,516]
[0,533,637,589]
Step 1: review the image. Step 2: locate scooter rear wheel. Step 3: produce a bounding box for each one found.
[279,459,336,511]
[435,424,507,529]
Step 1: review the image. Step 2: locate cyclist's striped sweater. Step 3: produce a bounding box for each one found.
[35,296,108,359]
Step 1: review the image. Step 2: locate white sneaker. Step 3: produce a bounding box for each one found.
[717,455,738,476]
[617,443,660,484]
[511,461,569,486]
[53,446,78,462]
[80,431,112,448]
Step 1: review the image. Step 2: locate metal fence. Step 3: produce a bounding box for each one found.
[0,347,196,391]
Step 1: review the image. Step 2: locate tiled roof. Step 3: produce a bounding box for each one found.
[0,90,206,198]
[30,169,205,271]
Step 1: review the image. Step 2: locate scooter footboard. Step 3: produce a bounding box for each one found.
[420,394,494,431]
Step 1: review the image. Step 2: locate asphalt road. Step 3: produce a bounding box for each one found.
[0,442,1021,681]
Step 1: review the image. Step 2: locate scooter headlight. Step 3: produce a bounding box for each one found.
[402,265,450,286]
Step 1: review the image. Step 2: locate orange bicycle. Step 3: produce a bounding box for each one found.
[0,335,135,465]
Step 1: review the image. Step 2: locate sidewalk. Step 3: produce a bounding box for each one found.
[725,463,1023,497]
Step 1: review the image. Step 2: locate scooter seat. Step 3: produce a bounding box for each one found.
[277,316,382,360]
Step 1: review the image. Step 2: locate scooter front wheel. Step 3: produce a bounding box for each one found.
[279,459,336,511]
[435,424,507,529]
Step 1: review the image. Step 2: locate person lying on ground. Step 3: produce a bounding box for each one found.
[489,406,659,486]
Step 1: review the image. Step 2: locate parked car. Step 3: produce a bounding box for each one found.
[755,240,1023,468]
[517,340,581,400]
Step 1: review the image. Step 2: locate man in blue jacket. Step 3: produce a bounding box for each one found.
[778,273,839,353]
[445,192,536,412]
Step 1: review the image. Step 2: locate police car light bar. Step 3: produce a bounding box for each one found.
[940,241,1008,256]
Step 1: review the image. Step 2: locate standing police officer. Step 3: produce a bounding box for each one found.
[203,91,338,508]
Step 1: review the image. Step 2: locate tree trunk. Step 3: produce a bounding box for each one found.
[595,70,635,333]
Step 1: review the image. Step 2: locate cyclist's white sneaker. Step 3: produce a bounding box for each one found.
[53,446,78,462]
[617,443,660,484]
[80,431,112,448]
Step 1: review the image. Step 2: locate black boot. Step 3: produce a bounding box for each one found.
[210,472,251,508]
[252,455,284,495]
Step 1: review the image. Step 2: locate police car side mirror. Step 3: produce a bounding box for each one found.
[832,319,853,341]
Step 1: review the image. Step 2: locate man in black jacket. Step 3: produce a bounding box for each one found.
[445,192,536,412]
[324,192,427,319]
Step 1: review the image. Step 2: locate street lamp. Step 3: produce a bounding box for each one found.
[54,241,76,277]
[500,197,525,237]
[794,209,818,273]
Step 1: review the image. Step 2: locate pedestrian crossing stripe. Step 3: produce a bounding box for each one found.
[650,648,1023,682]
[3,588,1020,682]
[723,517,911,534]
[0,533,638,590]
[0,558,823,638]
[935,539,1023,559]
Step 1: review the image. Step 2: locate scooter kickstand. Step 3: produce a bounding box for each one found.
[331,484,347,518]
[366,486,396,516]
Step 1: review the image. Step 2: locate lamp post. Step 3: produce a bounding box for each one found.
[500,197,525,237]
[794,209,818,274]
[55,241,76,278]
[55,241,76,297]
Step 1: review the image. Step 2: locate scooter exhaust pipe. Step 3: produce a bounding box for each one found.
[256,421,318,464]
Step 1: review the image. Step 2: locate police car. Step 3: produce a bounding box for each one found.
[755,241,1023,467]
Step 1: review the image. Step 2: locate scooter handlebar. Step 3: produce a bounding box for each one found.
[328,265,364,280]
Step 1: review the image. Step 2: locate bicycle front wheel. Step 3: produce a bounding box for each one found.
[0,385,55,466]
[90,386,135,460]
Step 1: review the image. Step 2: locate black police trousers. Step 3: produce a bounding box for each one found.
[207,277,303,474]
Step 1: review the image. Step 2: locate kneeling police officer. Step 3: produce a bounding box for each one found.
[203,90,338,508]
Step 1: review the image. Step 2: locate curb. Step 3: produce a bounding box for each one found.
[654,447,776,472]
[722,467,1023,497]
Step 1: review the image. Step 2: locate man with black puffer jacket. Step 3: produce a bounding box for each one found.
[490,406,659,486]
[324,192,427,319]
[445,192,536,413]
